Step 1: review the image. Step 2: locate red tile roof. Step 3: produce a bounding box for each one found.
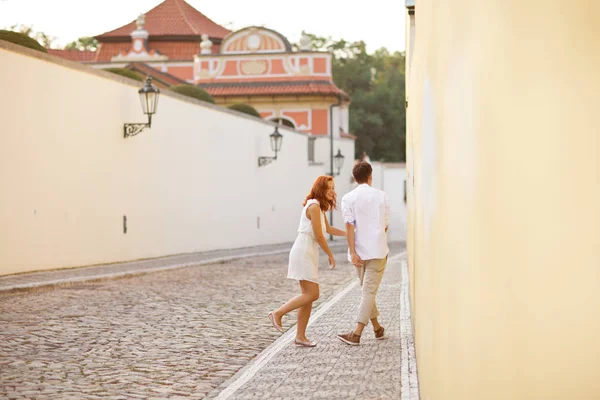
[340,129,357,140]
[47,49,98,62]
[94,41,206,62]
[94,42,129,62]
[124,63,186,86]
[199,81,350,100]
[96,0,230,40]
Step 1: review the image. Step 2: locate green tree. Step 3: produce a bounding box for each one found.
[298,33,406,162]
[65,36,99,51]
[169,85,215,104]
[228,103,261,118]
[0,30,47,53]
[8,24,56,48]
[103,68,143,82]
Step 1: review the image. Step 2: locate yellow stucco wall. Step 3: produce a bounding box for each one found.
[406,1,600,399]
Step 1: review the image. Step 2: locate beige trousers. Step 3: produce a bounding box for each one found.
[355,257,387,325]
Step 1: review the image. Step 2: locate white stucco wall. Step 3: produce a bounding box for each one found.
[0,42,355,275]
[369,162,407,242]
[383,165,407,242]
[340,107,349,133]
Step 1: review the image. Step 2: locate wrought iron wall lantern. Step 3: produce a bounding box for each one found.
[258,126,283,167]
[124,76,160,138]
[333,149,345,175]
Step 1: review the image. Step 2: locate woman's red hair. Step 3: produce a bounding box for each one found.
[303,175,336,211]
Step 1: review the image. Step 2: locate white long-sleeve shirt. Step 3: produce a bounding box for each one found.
[341,184,391,261]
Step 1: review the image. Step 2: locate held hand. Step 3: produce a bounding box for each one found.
[328,255,337,270]
[351,252,364,267]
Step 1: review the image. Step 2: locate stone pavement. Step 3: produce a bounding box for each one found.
[208,251,420,400]
[0,242,410,399]
[0,241,348,293]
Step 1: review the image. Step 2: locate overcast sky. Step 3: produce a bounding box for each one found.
[0,0,406,53]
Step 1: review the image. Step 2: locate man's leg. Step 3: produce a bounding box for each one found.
[370,298,380,326]
[338,258,386,345]
[358,266,383,331]
[353,258,386,336]
[355,264,365,286]
[371,317,381,331]
[353,263,366,327]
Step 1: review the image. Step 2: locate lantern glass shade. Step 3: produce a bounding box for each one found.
[334,149,345,171]
[270,127,283,153]
[138,77,160,115]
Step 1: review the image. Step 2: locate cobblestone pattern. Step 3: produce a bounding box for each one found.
[0,242,346,293]
[0,243,404,399]
[211,252,409,400]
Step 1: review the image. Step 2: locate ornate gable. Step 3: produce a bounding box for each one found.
[220,27,292,54]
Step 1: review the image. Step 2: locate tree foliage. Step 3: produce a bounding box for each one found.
[228,103,261,118]
[299,33,406,162]
[0,30,47,53]
[6,24,55,48]
[65,36,99,51]
[103,68,144,82]
[4,25,98,52]
[169,85,215,104]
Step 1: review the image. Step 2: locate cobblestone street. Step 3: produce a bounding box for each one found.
[0,243,407,399]
[209,250,418,400]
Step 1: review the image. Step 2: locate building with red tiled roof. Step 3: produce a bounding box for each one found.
[196,81,348,100]
[96,0,229,40]
[54,0,229,75]
[47,49,98,62]
[49,0,352,137]
[122,62,187,88]
[194,26,351,136]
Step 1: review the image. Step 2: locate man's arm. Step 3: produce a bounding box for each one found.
[346,223,356,253]
[346,223,363,266]
[342,195,363,266]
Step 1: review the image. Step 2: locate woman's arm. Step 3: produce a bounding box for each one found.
[308,204,336,268]
[324,215,346,237]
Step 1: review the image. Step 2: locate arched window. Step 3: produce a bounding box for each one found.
[269,118,295,129]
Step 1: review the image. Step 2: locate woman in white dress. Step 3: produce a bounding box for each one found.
[269,176,346,347]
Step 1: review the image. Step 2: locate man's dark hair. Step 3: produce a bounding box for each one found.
[352,161,372,184]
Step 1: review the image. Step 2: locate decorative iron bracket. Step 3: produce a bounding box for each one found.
[258,156,276,167]
[124,115,152,138]
[124,123,149,138]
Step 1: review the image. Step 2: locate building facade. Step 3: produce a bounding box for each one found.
[48,0,352,140]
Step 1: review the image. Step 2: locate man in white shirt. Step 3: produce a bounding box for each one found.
[337,161,391,346]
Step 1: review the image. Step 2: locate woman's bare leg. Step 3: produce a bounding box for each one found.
[296,281,319,341]
[296,302,313,341]
[273,280,319,329]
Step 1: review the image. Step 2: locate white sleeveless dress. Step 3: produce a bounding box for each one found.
[287,199,326,284]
